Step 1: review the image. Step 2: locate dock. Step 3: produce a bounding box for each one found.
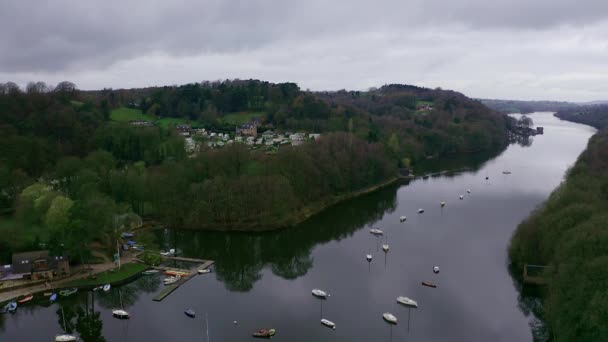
[151,256,214,301]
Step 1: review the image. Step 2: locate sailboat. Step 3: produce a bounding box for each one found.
[55,307,79,341]
[112,289,130,319]
[382,235,389,253]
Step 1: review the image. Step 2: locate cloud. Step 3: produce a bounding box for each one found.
[1,0,607,101]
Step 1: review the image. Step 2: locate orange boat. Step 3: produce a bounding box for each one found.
[18,294,34,303]
[163,270,189,277]
[421,282,437,288]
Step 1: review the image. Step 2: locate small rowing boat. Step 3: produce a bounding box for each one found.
[399,216,407,222]
[142,269,159,275]
[418,208,424,213]
[163,275,181,285]
[382,244,389,252]
[103,284,111,292]
[396,296,418,308]
[112,309,129,319]
[369,228,383,235]
[55,334,79,341]
[184,308,196,318]
[197,269,211,274]
[422,281,437,288]
[312,289,328,299]
[366,254,372,262]
[164,270,189,277]
[18,294,33,304]
[50,293,58,303]
[321,318,336,329]
[252,328,276,338]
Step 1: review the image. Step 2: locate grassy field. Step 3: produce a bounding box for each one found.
[64,263,148,287]
[221,112,265,125]
[110,107,156,122]
[70,100,84,108]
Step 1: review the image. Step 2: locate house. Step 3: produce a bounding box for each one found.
[11,250,69,281]
[176,124,192,136]
[236,123,258,137]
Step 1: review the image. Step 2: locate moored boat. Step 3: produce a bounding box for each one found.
[93,286,103,292]
[433,266,440,274]
[399,215,407,222]
[112,309,129,319]
[422,281,437,288]
[459,195,464,200]
[366,254,372,262]
[396,296,418,308]
[252,328,276,338]
[418,208,424,213]
[312,289,328,298]
[60,288,78,297]
[502,170,511,174]
[440,201,446,207]
[184,308,196,318]
[466,189,471,193]
[142,269,159,275]
[50,293,58,302]
[55,334,79,341]
[121,232,134,238]
[163,275,181,285]
[103,284,111,292]
[369,228,383,235]
[197,269,211,274]
[5,301,17,313]
[382,313,398,325]
[160,248,176,257]
[382,244,389,252]
[321,318,336,329]
[164,270,189,277]
[18,294,33,304]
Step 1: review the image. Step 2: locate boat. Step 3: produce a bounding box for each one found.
[459,195,464,200]
[164,270,189,277]
[466,189,471,193]
[382,313,398,325]
[422,281,437,288]
[103,284,111,292]
[112,309,130,319]
[396,296,418,308]
[312,289,328,299]
[60,288,78,297]
[197,269,211,275]
[93,286,103,292]
[184,308,196,318]
[321,318,336,329]
[399,216,407,222]
[440,201,446,207]
[163,275,181,285]
[252,329,276,338]
[382,244,389,252]
[418,208,424,213]
[121,232,134,238]
[369,228,383,235]
[44,292,53,297]
[160,248,176,257]
[18,294,33,304]
[433,266,440,274]
[366,254,372,262]
[142,269,159,275]
[50,293,58,303]
[55,334,79,341]
[5,301,17,313]
[502,171,511,175]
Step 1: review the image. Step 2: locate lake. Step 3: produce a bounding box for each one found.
[0,112,596,341]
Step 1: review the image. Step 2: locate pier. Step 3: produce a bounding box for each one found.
[151,256,215,301]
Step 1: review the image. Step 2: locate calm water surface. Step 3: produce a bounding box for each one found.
[0,113,596,341]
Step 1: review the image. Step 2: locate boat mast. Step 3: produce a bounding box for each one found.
[206,312,209,342]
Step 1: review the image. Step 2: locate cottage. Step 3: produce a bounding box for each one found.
[11,250,69,281]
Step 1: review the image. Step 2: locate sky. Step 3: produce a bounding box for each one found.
[0,0,607,101]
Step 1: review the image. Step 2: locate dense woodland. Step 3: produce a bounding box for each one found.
[481,99,579,114]
[0,79,511,263]
[509,129,608,341]
[555,104,608,129]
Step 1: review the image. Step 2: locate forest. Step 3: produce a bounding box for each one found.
[554,104,608,129]
[480,98,579,114]
[509,129,608,341]
[0,79,511,264]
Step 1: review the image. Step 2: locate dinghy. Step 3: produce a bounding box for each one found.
[396,296,418,308]
[433,266,440,274]
[382,244,389,252]
[252,328,276,338]
[184,308,196,318]
[502,171,511,175]
[366,254,372,262]
[18,294,33,304]
[440,201,446,207]
[50,293,58,303]
[466,189,471,194]
[198,269,211,274]
[418,208,424,213]
[60,288,77,297]
[422,281,437,288]
[5,301,17,313]
[312,289,328,298]
[93,286,103,292]
[160,248,176,257]
[399,216,407,222]
[321,318,336,329]
[142,269,159,275]
[382,313,398,325]
[163,275,181,285]
[112,309,129,319]
[55,334,79,341]
[459,195,464,200]
[369,228,383,235]
[103,284,111,292]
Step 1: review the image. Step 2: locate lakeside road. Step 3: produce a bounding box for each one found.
[0,253,137,303]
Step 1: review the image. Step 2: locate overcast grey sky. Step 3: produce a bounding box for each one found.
[1,0,607,101]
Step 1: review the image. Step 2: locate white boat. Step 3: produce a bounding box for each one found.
[312,289,328,298]
[418,208,424,213]
[366,254,372,262]
[369,228,383,235]
[466,189,471,194]
[112,309,129,319]
[55,334,79,341]
[163,275,181,285]
[103,284,111,292]
[433,266,440,274]
[92,286,103,292]
[399,216,407,222]
[321,318,336,329]
[459,195,464,200]
[198,269,211,274]
[382,244,389,252]
[160,248,176,257]
[440,201,446,207]
[396,296,418,308]
[382,313,398,325]
[142,269,159,275]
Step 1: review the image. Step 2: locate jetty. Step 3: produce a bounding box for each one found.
[151,256,214,301]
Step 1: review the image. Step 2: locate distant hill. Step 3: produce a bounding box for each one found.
[479,98,579,114]
[554,104,608,130]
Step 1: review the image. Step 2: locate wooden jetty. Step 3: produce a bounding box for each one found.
[523,264,547,285]
[152,257,215,301]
